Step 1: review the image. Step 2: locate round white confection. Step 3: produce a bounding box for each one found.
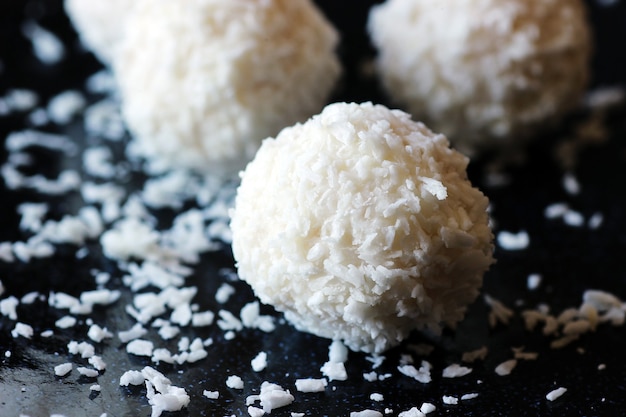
[64,0,133,64]
[230,102,494,354]
[115,0,341,175]
[368,0,592,153]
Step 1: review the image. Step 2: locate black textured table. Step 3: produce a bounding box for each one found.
[1,1,626,416]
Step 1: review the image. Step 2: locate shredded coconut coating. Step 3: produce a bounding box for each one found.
[64,0,133,64]
[231,102,494,353]
[115,0,341,175]
[368,0,592,153]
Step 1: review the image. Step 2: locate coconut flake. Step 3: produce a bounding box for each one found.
[251,351,268,372]
[398,361,432,384]
[11,322,34,339]
[126,339,154,357]
[203,390,219,399]
[546,387,567,401]
[47,90,86,124]
[54,363,73,377]
[295,378,328,393]
[495,359,517,376]
[226,375,244,390]
[22,21,65,64]
[398,407,426,417]
[77,367,99,378]
[442,364,472,378]
[350,411,383,417]
[496,230,529,250]
[442,396,458,405]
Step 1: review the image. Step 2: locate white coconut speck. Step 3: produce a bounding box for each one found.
[497,230,529,251]
[442,396,458,405]
[370,393,384,402]
[203,390,219,400]
[442,364,472,378]
[1,296,19,320]
[55,316,77,329]
[251,352,268,372]
[295,378,328,393]
[527,274,542,291]
[118,323,148,343]
[11,323,34,339]
[226,375,244,390]
[495,359,518,376]
[47,90,86,125]
[87,324,113,343]
[126,339,154,357]
[351,411,383,417]
[398,407,425,417]
[120,370,145,386]
[398,361,432,384]
[22,21,65,65]
[77,367,99,378]
[54,363,73,377]
[546,387,567,401]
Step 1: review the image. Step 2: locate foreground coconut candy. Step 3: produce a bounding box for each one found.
[230,102,495,354]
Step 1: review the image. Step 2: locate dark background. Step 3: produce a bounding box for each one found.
[1,1,626,416]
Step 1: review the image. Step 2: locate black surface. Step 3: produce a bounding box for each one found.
[1,1,626,416]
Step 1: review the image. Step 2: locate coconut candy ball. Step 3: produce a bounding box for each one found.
[114,0,341,175]
[368,0,592,154]
[64,0,133,65]
[230,102,495,354]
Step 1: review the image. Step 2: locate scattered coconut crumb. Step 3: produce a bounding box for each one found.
[226,375,244,390]
[350,411,383,417]
[22,21,65,64]
[11,322,34,339]
[527,274,542,291]
[295,378,328,393]
[442,364,472,378]
[420,403,436,414]
[203,390,219,399]
[215,283,236,304]
[321,340,349,381]
[442,396,458,405]
[484,294,514,327]
[546,387,567,401]
[495,359,517,376]
[398,361,432,384]
[370,393,384,402]
[462,346,488,363]
[251,351,268,372]
[496,230,529,250]
[398,407,425,417]
[461,393,479,401]
[126,339,154,357]
[247,382,295,414]
[77,367,99,378]
[54,363,72,377]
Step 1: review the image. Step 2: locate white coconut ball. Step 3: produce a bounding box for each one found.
[230,102,494,354]
[64,0,134,65]
[368,0,592,153]
[115,0,342,175]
